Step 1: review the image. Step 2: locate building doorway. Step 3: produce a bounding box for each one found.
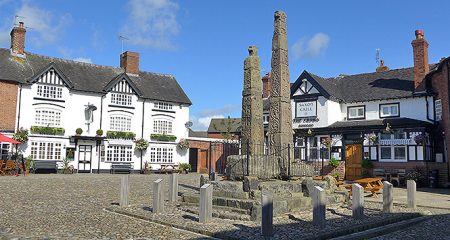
[189,148,198,173]
[345,144,362,180]
[78,145,92,173]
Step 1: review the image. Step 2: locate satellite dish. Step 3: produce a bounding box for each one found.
[185,121,193,128]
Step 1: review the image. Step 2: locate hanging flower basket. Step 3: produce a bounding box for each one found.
[13,127,29,143]
[177,138,189,150]
[367,133,378,145]
[134,138,149,151]
[414,133,426,145]
[321,137,332,148]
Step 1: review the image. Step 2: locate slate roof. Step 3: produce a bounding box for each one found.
[208,118,241,133]
[188,129,208,138]
[0,48,191,105]
[294,64,438,103]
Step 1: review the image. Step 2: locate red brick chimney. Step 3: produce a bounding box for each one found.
[411,29,429,92]
[120,51,140,75]
[10,21,26,55]
[262,72,271,98]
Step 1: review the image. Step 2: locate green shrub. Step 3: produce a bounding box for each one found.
[328,158,340,168]
[30,126,65,135]
[96,129,103,136]
[362,159,374,169]
[179,163,192,172]
[76,128,83,135]
[150,134,177,141]
[13,127,28,143]
[106,131,136,139]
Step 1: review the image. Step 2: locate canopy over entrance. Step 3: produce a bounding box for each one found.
[0,134,20,144]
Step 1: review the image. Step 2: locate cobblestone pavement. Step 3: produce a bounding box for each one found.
[366,187,450,209]
[0,173,209,240]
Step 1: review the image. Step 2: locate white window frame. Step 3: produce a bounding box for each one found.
[347,106,365,119]
[30,141,62,160]
[380,103,400,118]
[379,132,407,162]
[111,93,132,106]
[153,119,173,135]
[35,108,62,127]
[149,146,174,163]
[106,145,133,162]
[435,99,442,121]
[154,102,173,110]
[37,84,63,99]
[110,115,132,132]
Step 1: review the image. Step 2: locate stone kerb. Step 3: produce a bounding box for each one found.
[169,173,178,203]
[383,181,393,213]
[120,175,130,207]
[261,192,273,237]
[352,183,364,219]
[199,183,213,223]
[153,178,164,213]
[407,180,416,209]
[312,186,326,228]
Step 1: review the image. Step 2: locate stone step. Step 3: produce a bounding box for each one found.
[182,193,257,210]
[180,202,251,215]
[180,205,252,221]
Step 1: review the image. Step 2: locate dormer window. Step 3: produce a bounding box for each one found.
[347,106,365,120]
[111,93,132,106]
[380,103,399,118]
[154,102,173,110]
[37,85,63,99]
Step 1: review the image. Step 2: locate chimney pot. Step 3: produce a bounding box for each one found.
[19,22,24,28]
[262,72,271,98]
[415,29,424,39]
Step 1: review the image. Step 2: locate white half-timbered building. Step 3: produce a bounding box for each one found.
[0,22,191,173]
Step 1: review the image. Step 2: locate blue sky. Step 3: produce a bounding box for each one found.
[1,0,449,130]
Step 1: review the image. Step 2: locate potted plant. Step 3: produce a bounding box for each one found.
[75,128,83,135]
[179,163,192,174]
[96,129,103,136]
[361,158,374,177]
[143,161,152,174]
[177,138,189,150]
[13,127,29,143]
[134,138,149,151]
[328,157,340,168]
[24,155,34,174]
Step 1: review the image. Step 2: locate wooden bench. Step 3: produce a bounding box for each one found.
[110,163,133,174]
[34,160,57,174]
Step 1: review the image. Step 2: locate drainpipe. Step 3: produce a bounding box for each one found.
[98,94,105,174]
[16,84,23,130]
[140,99,146,173]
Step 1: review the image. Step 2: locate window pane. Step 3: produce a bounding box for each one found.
[380,133,391,140]
[380,147,391,159]
[394,147,406,159]
[382,107,389,115]
[391,106,398,115]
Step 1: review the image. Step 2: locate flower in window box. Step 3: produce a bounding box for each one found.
[177,138,189,150]
[414,133,427,145]
[134,138,149,151]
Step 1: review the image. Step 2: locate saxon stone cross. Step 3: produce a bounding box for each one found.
[241,46,264,155]
[267,11,293,154]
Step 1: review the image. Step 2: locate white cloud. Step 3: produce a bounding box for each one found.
[197,114,224,130]
[292,33,330,59]
[16,3,72,47]
[190,105,239,131]
[73,57,92,63]
[121,0,180,50]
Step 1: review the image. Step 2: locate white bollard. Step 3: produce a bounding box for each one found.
[199,183,213,223]
[120,175,130,207]
[383,181,393,213]
[169,173,179,202]
[153,178,164,213]
[407,180,416,209]
[352,183,364,219]
[261,193,273,237]
[312,186,326,228]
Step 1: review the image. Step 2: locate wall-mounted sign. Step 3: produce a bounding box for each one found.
[296,101,317,118]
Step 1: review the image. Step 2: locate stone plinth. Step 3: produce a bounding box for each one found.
[200,184,213,223]
[169,173,178,202]
[120,175,130,207]
[153,179,164,213]
[352,183,364,219]
[407,180,416,208]
[383,181,393,213]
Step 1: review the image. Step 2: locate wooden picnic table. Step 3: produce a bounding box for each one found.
[342,177,384,197]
